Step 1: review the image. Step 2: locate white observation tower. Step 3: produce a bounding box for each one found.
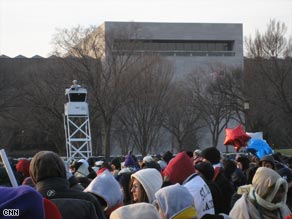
[64,80,92,162]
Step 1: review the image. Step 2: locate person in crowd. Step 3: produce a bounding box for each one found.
[195,161,225,214]
[236,156,250,178]
[141,155,161,172]
[69,159,92,187]
[130,168,163,203]
[163,151,215,218]
[15,158,35,187]
[121,152,139,173]
[200,147,235,213]
[0,185,62,219]
[110,157,121,177]
[230,167,291,219]
[259,155,276,169]
[193,149,202,165]
[109,202,162,219]
[63,161,84,191]
[86,157,98,179]
[96,161,112,176]
[84,169,124,218]
[277,165,292,211]
[162,151,174,164]
[29,150,106,219]
[153,183,198,219]
[15,158,30,184]
[117,171,132,205]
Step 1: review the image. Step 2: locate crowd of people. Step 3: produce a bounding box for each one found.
[1,147,292,219]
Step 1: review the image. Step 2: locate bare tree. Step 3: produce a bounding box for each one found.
[163,82,203,151]
[188,65,245,148]
[245,19,292,146]
[117,56,174,156]
[52,23,155,160]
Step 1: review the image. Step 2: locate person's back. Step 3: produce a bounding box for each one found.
[29,150,106,219]
[51,198,98,219]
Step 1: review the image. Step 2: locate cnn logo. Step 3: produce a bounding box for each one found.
[3,209,19,216]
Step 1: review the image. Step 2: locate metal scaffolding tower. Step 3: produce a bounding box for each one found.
[64,80,92,162]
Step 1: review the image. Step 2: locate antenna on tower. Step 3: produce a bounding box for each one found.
[63,80,92,162]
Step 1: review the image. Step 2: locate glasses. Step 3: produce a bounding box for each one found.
[131,184,140,191]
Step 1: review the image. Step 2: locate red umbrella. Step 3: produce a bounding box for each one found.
[224,124,251,152]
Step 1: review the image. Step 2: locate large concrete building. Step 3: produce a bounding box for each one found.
[97,21,244,152]
[98,21,243,78]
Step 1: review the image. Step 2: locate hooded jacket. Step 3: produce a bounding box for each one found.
[154,183,198,219]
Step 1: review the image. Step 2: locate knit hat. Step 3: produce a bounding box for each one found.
[163,152,196,184]
[201,147,221,164]
[43,198,62,219]
[0,185,45,219]
[16,159,30,177]
[195,161,215,181]
[124,154,135,167]
[29,151,66,183]
[84,170,123,210]
[131,168,163,203]
[109,202,161,219]
[154,183,197,219]
[143,155,154,163]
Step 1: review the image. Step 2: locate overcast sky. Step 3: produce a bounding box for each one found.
[1,0,291,58]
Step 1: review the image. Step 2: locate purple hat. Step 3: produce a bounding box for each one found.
[124,155,135,167]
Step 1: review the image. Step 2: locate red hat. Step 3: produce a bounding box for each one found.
[43,198,62,219]
[163,152,196,184]
[16,159,30,177]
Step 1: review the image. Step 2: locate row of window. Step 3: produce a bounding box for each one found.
[113,39,234,52]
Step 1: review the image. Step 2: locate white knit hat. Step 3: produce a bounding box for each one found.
[143,155,154,163]
[131,168,163,203]
[109,202,161,219]
[84,170,123,210]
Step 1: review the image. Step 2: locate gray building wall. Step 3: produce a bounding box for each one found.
[102,21,243,153]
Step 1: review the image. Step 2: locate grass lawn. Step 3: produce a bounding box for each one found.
[275,149,292,157]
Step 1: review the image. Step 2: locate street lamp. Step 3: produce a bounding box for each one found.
[244,101,250,132]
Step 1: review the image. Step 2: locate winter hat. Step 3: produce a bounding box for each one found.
[95,160,104,167]
[252,167,288,209]
[16,159,30,177]
[29,151,66,183]
[43,198,62,219]
[154,183,197,219]
[259,155,275,169]
[158,160,167,170]
[163,151,174,164]
[131,168,163,203]
[194,149,202,157]
[110,202,161,219]
[84,170,123,211]
[74,159,90,177]
[0,185,45,219]
[201,147,221,164]
[195,161,215,181]
[124,154,135,167]
[163,152,196,184]
[143,155,154,163]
